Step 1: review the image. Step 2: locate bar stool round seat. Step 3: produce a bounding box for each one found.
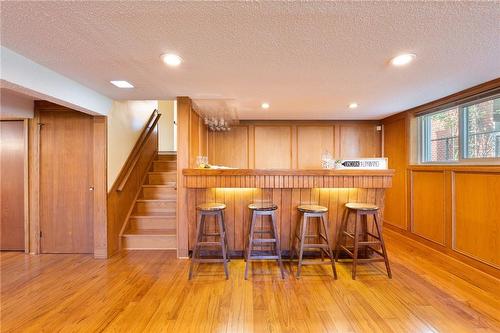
[345,203,378,211]
[297,204,328,213]
[197,202,226,211]
[248,202,278,211]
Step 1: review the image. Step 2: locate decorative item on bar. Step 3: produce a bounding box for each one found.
[196,155,210,168]
[204,117,231,131]
[321,150,336,169]
[335,158,388,170]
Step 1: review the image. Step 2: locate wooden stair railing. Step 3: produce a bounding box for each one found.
[116,110,161,192]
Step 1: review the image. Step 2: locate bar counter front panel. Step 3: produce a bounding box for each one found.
[182,169,394,254]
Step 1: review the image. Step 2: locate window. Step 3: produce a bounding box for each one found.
[420,94,500,163]
[464,98,500,159]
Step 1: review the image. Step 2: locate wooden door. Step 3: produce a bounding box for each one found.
[0,121,26,250]
[39,111,94,253]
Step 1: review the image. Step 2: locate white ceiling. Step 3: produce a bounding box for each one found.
[1,2,499,120]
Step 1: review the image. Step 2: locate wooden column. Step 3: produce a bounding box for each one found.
[93,116,108,258]
[176,97,191,258]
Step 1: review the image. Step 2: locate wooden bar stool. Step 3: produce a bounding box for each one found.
[334,203,392,279]
[245,203,285,279]
[188,203,230,280]
[291,205,337,279]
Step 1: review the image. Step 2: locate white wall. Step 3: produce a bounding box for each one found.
[1,46,112,116]
[107,100,158,190]
[158,100,176,152]
[0,88,34,119]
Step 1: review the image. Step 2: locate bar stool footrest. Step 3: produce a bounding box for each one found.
[299,260,335,265]
[248,255,280,260]
[358,240,382,246]
[252,238,277,244]
[301,243,330,249]
[202,232,222,237]
[192,258,228,263]
[197,241,223,247]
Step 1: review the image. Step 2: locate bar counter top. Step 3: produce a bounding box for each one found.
[183,168,394,176]
[183,168,394,189]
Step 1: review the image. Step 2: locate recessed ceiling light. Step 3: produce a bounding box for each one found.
[390,53,416,66]
[161,53,182,66]
[349,102,358,109]
[110,80,134,88]
[261,102,270,109]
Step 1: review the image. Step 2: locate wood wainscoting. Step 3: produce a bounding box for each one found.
[381,78,500,277]
[453,170,500,268]
[404,166,500,275]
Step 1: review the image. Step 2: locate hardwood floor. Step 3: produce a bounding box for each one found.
[1,231,499,333]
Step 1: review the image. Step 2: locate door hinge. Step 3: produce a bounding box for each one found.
[38,123,45,129]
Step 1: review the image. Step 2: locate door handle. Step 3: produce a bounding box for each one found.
[89,186,94,191]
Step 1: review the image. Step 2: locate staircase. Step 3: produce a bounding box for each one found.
[121,153,177,250]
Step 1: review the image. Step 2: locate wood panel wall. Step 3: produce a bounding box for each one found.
[0,120,26,251]
[411,170,446,245]
[383,115,408,230]
[207,121,382,169]
[382,78,500,277]
[189,109,208,167]
[454,172,500,267]
[186,187,385,253]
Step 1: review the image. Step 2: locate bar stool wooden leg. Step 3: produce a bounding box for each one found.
[296,214,308,278]
[217,211,229,279]
[290,215,303,263]
[335,209,350,262]
[352,211,360,280]
[373,213,392,278]
[320,213,337,279]
[221,210,230,261]
[319,217,325,262]
[271,211,285,279]
[244,211,257,280]
[189,213,204,280]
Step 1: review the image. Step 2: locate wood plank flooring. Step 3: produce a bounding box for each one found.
[1,230,499,333]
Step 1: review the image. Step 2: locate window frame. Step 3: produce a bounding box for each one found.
[419,93,500,164]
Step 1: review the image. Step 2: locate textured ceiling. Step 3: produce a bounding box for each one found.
[1,2,499,119]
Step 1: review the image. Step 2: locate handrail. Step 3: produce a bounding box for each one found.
[116,110,161,192]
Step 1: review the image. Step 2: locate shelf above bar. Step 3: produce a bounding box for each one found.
[182,168,394,188]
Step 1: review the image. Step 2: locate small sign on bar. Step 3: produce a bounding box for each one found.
[335,158,388,170]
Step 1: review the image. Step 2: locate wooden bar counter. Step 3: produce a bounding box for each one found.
[182,168,394,255]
